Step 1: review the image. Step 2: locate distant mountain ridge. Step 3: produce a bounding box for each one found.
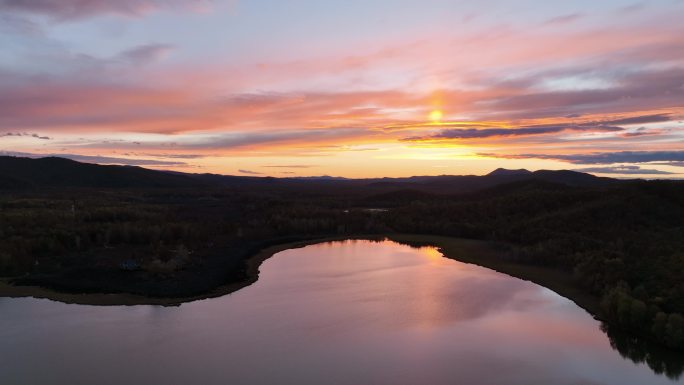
[487,168,533,176]
[0,156,205,189]
[0,156,617,192]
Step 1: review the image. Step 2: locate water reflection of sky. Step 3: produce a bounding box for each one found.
[0,240,681,385]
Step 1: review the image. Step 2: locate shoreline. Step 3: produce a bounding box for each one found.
[387,234,601,317]
[0,234,600,317]
[0,235,382,306]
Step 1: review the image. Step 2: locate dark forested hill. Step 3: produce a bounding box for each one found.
[0,156,205,188]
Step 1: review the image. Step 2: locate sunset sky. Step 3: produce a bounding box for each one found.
[1,0,683,178]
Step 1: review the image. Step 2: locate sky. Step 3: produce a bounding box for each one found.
[0,0,683,178]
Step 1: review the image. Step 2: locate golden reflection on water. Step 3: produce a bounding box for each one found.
[418,246,446,263]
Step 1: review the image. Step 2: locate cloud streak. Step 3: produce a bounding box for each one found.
[264,165,316,169]
[118,44,175,65]
[403,124,621,141]
[402,114,672,141]
[1,132,51,139]
[238,169,262,175]
[544,13,584,25]
[0,151,187,166]
[479,151,684,165]
[0,0,210,20]
[572,165,676,175]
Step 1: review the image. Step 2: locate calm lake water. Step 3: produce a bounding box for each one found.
[1,240,682,385]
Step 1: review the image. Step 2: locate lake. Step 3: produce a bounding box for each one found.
[1,239,682,384]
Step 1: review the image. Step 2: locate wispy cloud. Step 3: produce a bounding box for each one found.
[0,0,211,20]
[403,124,621,141]
[1,132,51,139]
[117,44,174,65]
[0,14,43,35]
[651,162,684,168]
[263,165,316,169]
[603,113,672,125]
[124,153,206,159]
[178,129,369,150]
[544,13,584,25]
[0,151,187,166]
[238,169,262,175]
[479,151,684,165]
[572,165,675,175]
[617,2,646,14]
[402,114,673,141]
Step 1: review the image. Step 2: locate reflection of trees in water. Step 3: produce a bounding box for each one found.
[602,323,684,380]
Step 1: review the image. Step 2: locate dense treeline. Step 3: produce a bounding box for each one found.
[0,189,380,296]
[379,181,684,350]
[0,178,683,352]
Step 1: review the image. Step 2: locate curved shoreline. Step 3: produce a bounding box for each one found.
[0,234,600,317]
[0,235,382,306]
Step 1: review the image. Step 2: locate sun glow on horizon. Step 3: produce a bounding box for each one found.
[429,109,444,123]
